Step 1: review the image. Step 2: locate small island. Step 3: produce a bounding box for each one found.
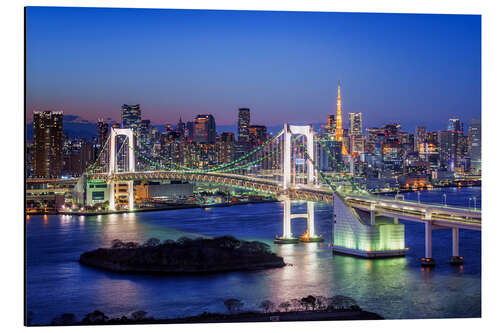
[79,236,285,274]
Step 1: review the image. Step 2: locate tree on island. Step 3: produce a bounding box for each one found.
[143,238,160,247]
[300,295,317,311]
[278,301,291,313]
[131,310,148,321]
[111,239,124,248]
[259,300,275,313]
[82,310,108,324]
[327,295,358,310]
[224,298,244,314]
[50,313,77,325]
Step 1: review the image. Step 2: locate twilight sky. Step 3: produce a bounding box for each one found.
[26,7,481,132]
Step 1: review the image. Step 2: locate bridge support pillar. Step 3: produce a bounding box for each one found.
[450,227,463,265]
[421,221,435,267]
[109,181,115,211]
[275,198,298,244]
[299,201,323,243]
[128,180,134,211]
[370,203,375,225]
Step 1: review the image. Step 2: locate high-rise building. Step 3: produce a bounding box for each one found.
[439,130,459,170]
[469,119,481,172]
[97,119,109,148]
[121,104,141,132]
[186,121,194,141]
[217,132,235,164]
[138,119,152,149]
[238,108,251,144]
[220,132,235,143]
[335,81,348,155]
[249,125,267,146]
[325,114,336,137]
[194,114,216,144]
[176,116,185,136]
[448,118,464,135]
[349,113,362,137]
[32,110,63,178]
[415,126,427,152]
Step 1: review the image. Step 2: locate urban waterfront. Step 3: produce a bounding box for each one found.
[26,186,481,324]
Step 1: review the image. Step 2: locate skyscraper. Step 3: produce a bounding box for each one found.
[335,81,348,155]
[349,112,362,137]
[249,125,267,146]
[238,108,251,144]
[97,119,109,148]
[326,114,336,137]
[32,110,63,178]
[415,126,427,152]
[194,114,216,144]
[448,118,464,135]
[138,119,152,149]
[469,119,481,172]
[121,104,142,132]
[439,130,459,170]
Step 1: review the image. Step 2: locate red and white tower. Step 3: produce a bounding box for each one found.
[335,81,348,155]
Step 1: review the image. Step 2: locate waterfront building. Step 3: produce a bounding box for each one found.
[121,104,142,132]
[193,114,216,144]
[469,118,481,172]
[237,108,251,144]
[33,110,63,178]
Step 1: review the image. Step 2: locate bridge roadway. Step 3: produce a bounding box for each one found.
[89,171,481,230]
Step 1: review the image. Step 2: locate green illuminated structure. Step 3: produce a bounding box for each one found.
[332,193,407,258]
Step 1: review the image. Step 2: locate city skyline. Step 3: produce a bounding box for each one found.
[26,7,481,130]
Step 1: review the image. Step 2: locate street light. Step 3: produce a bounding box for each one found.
[417,191,421,203]
[443,193,447,207]
[473,196,477,211]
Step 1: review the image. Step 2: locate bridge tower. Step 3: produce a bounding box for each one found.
[108,128,135,211]
[276,124,323,244]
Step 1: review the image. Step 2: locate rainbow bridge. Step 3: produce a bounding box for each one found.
[73,124,481,266]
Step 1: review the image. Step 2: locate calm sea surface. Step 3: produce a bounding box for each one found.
[26,187,481,324]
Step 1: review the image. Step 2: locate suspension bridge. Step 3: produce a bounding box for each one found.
[72,124,481,266]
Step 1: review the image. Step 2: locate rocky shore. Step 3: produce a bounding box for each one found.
[79,236,285,274]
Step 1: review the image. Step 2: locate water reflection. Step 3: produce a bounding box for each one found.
[26,187,481,323]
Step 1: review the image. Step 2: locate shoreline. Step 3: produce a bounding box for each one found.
[29,199,279,216]
[32,309,383,326]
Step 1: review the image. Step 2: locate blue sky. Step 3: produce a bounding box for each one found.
[26,7,481,132]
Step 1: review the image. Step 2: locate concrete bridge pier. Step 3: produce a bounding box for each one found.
[300,201,323,243]
[421,221,435,267]
[450,227,464,265]
[275,197,298,244]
